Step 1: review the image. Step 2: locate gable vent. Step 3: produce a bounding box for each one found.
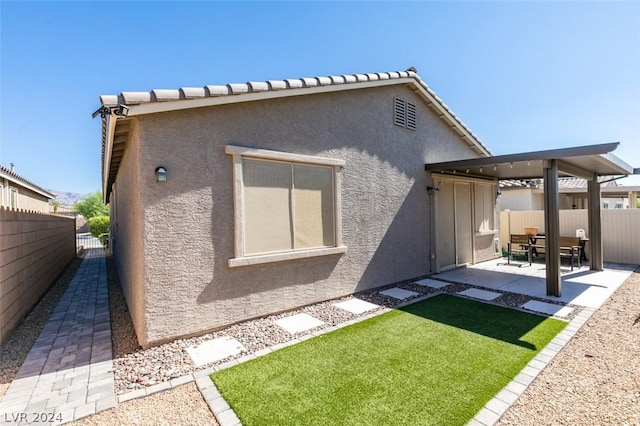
[394,97,406,127]
[394,97,416,131]
[406,101,416,130]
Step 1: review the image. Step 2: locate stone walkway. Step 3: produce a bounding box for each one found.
[0,248,113,425]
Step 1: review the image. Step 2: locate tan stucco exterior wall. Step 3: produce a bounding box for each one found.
[0,208,75,343]
[0,181,51,213]
[114,85,494,347]
[110,121,148,343]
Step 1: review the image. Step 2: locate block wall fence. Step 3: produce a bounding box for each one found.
[0,207,75,344]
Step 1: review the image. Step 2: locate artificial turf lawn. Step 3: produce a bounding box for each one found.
[211,294,567,426]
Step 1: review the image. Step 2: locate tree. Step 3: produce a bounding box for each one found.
[73,191,109,219]
[88,215,110,242]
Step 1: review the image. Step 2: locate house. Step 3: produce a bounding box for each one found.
[98,69,503,348]
[500,177,640,210]
[0,164,55,213]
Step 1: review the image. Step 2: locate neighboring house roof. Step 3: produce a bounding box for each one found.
[0,164,55,199]
[98,69,493,202]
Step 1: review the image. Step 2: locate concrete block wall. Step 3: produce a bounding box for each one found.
[0,207,75,344]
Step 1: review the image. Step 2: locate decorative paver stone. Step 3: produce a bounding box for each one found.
[415,278,449,289]
[187,337,247,368]
[458,288,502,301]
[333,299,380,314]
[274,313,325,334]
[379,287,419,300]
[522,300,574,318]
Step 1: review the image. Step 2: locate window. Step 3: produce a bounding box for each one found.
[474,182,495,232]
[10,188,17,209]
[394,97,416,131]
[226,145,346,267]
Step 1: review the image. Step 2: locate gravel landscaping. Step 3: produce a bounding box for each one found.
[105,263,584,397]
[3,252,637,425]
[498,267,640,425]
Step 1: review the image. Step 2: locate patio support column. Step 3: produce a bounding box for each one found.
[543,160,561,297]
[588,176,603,271]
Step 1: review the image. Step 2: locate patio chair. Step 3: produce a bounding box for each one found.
[559,236,582,271]
[506,234,532,267]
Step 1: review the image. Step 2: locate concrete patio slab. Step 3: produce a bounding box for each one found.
[275,313,325,334]
[379,287,419,300]
[415,278,449,289]
[435,259,636,309]
[522,300,574,318]
[458,288,502,301]
[333,299,380,314]
[187,337,246,368]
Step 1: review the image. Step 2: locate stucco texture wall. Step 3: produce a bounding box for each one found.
[120,85,484,346]
[111,120,148,343]
[16,187,50,213]
[0,208,75,343]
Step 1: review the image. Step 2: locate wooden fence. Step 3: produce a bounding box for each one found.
[500,209,640,265]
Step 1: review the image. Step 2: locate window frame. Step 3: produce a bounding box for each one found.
[226,145,347,268]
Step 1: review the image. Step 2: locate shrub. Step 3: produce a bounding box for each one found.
[88,215,110,240]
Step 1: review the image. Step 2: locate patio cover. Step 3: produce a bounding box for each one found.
[425,142,639,297]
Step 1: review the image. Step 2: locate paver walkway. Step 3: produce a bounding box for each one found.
[0,248,113,425]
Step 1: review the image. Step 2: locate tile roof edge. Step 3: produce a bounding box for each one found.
[0,164,55,198]
[98,69,492,157]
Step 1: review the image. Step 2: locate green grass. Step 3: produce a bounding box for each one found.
[211,294,567,426]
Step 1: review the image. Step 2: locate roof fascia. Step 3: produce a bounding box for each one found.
[124,78,413,117]
[102,115,117,203]
[409,81,492,157]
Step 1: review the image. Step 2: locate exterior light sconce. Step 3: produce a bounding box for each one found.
[155,166,167,183]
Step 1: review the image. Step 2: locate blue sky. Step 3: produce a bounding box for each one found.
[1,1,639,196]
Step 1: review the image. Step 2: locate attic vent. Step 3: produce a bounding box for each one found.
[394,97,416,131]
[406,101,416,130]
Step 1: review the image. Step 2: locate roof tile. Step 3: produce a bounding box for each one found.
[121,92,152,104]
[300,77,319,87]
[227,83,250,94]
[267,80,287,90]
[377,72,390,80]
[248,81,269,92]
[365,73,379,81]
[342,74,357,83]
[329,75,346,84]
[100,95,119,107]
[316,76,332,86]
[205,85,230,96]
[180,87,206,99]
[285,79,304,89]
[354,74,368,82]
[152,89,180,102]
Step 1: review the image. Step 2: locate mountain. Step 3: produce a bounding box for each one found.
[48,190,88,206]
